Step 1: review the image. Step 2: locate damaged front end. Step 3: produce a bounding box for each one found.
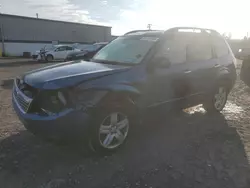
[67,88,107,111]
[14,78,108,116]
[30,88,107,116]
[31,90,69,116]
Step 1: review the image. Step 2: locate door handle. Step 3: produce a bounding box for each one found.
[214,64,220,68]
[184,70,191,74]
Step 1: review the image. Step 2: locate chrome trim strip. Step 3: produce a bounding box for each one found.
[14,79,32,103]
[13,79,33,113]
[147,92,203,108]
[13,91,26,114]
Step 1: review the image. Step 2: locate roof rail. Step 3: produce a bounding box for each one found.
[165,27,220,35]
[124,30,161,35]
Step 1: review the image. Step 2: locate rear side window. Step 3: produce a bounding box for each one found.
[187,42,212,62]
[212,37,229,57]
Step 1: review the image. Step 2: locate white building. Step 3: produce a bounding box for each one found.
[0,14,112,56]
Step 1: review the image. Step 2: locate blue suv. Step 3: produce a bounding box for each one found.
[12,27,236,153]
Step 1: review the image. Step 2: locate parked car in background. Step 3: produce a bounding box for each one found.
[37,45,81,62]
[235,48,250,60]
[32,51,40,59]
[66,42,108,61]
[12,27,236,153]
[240,59,250,86]
[32,45,55,59]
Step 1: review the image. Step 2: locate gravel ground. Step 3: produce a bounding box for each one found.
[0,63,55,80]
[0,61,250,188]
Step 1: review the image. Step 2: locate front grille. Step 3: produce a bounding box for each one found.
[13,79,33,113]
[16,79,38,98]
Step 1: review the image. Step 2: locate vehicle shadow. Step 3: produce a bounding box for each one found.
[0,110,249,188]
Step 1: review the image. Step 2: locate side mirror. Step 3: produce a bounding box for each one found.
[155,56,171,68]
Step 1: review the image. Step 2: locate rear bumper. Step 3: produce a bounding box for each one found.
[12,96,91,141]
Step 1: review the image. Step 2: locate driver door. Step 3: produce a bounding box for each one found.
[65,46,74,59]
[147,38,191,109]
[54,46,67,59]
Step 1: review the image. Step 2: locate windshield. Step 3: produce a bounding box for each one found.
[92,36,158,64]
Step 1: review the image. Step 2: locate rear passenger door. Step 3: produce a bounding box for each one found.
[185,36,217,95]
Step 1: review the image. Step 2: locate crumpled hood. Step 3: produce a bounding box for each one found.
[22,60,130,89]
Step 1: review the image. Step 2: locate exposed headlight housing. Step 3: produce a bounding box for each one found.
[33,90,68,115]
[58,91,67,105]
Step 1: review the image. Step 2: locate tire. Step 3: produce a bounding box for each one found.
[46,54,53,62]
[88,106,130,154]
[203,83,229,113]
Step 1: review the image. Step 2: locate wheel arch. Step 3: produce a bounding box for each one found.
[98,90,139,116]
[217,72,234,90]
[46,54,54,59]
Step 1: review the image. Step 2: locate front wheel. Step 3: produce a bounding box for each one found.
[46,54,53,62]
[203,85,228,113]
[89,107,130,153]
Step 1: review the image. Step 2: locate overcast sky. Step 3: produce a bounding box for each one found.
[1,0,250,38]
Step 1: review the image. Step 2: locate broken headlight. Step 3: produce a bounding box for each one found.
[33,90,68,115]
[57,91,67,105]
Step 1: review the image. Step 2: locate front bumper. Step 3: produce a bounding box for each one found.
[12,96,91,141]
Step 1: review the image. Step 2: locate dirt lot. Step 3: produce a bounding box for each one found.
[0,61,250,188]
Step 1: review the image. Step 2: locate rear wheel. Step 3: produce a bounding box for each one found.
[89,107,130,153]
[203,85,228,113]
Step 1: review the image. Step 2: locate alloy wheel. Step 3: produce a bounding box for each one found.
[99,112,129,149]
[214,86,227,111]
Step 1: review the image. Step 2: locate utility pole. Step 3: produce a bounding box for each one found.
[147,24,152,30]
[36,13,39,19]
[0,5,5,56]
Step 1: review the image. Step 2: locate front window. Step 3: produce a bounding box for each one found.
[66,46,73,51]
[56,46,67,51]
[92,36,158,65]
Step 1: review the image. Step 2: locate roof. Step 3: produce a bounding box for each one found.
[125,27,220,37]
[53,45,71,47]
[125,30,164,36]
[1,13,111,28]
